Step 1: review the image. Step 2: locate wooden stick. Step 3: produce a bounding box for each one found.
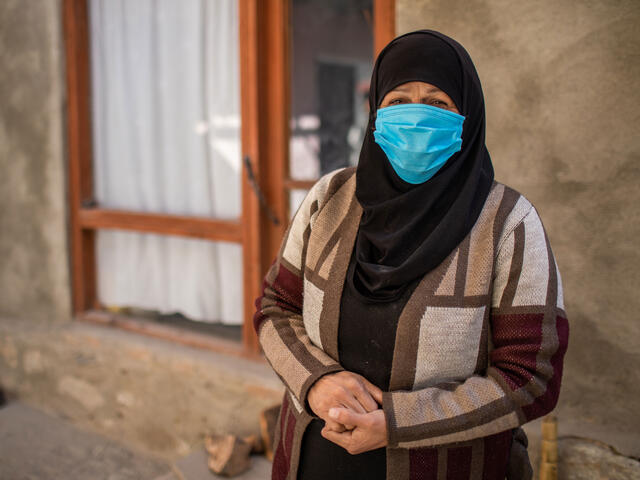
[243,434,264,454]
[540,415,559,480]
[205,434,252,477]
[260,404,281,461]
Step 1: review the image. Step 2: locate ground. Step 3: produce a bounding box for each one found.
[0,402,271,480]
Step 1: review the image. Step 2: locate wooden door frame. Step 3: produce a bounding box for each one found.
[63,0,395,356]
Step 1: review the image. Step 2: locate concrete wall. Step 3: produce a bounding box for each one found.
[397,0,640,455]
[0,0,71,322]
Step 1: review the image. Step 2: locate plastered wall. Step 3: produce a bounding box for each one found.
[397,0,640,449]
[0,0,71,322]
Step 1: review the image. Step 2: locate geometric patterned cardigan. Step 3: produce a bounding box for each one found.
[254,167,569,480]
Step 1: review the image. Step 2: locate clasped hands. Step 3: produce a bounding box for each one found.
[307,371,387,455]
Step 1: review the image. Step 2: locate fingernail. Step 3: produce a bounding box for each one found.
[329,408,338,419]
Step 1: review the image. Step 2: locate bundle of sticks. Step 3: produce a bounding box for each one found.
[205,404,280,477]
[539,415,559,480]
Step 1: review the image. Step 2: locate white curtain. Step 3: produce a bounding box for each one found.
[89,0,243,324]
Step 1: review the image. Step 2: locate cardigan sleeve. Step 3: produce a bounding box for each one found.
[382,206,569,448]
[253,171,345,415]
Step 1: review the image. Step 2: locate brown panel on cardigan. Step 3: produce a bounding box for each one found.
[468,437,485,480]
[296,199,319,274]
[318,239,340,280]
[489,304,559,317]
[543,229,559,311]
[288,322,337,367]
[303,221,345,291]
[387,448,411,479]
[436,446,448,480]
[388,246,458,391]
[499,222,525,308]
[492,183,522,254]
[434,249,459,296]
[265,259,279,285]
[486,366,528,424]
[425,294,490,309]
[464,184,504,297]
[260,321,310,397]
[309,182,360,276]
[317,194,363,360]
[300,222,312,279]
[453,235,471,298]
[305,172,357,272]
[287,408,312,480]
[473,303,491,375]
[324,167,357,204]
[391,394,514,442]
[274,320,330,376]
[271,394,289,480]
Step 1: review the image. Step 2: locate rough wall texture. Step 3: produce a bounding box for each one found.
[398,0,640,456]
[0,0,71,321]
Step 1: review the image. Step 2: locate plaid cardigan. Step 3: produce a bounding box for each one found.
[254,167,569,480]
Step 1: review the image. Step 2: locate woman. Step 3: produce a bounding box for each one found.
[254,30,569,480]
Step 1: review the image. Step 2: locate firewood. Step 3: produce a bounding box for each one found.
[260,404,281,461]
[205,434,252,477]
[541,415,558,441]
[243,434,264,454]
[540,415,558,480]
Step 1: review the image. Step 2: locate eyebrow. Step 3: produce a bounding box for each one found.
[392,85,443,94]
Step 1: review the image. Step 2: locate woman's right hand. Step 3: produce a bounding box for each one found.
[307,371,383,432]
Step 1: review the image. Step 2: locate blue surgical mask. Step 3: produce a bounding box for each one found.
[373,103,465,184]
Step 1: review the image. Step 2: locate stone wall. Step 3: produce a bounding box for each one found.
[0,0,71,322]
[397,0,640,458]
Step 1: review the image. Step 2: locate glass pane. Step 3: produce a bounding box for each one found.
[289,0,373,182]
[96,230,243,325]
[89,0,241,219]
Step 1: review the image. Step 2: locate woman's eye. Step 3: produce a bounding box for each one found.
[390,98,404,105]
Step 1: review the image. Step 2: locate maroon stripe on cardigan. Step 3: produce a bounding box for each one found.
[284,410,296,464]
[280,394,289,437]
[253,263,304,332]
[490,313,544,390]
[253,278,270,333]
[271,264,303,312]
[272,396,290,480]
[482,429,512,480]
[272,444,288,480]
[522,314,569,421]
[409,446,438,480]
[446,445,472,479]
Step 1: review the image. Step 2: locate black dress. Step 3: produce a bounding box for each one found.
[296,250,420,480]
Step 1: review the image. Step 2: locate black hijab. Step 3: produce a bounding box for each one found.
[351,30,494,301]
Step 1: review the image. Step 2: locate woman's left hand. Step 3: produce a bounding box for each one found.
[321,408,388,455]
